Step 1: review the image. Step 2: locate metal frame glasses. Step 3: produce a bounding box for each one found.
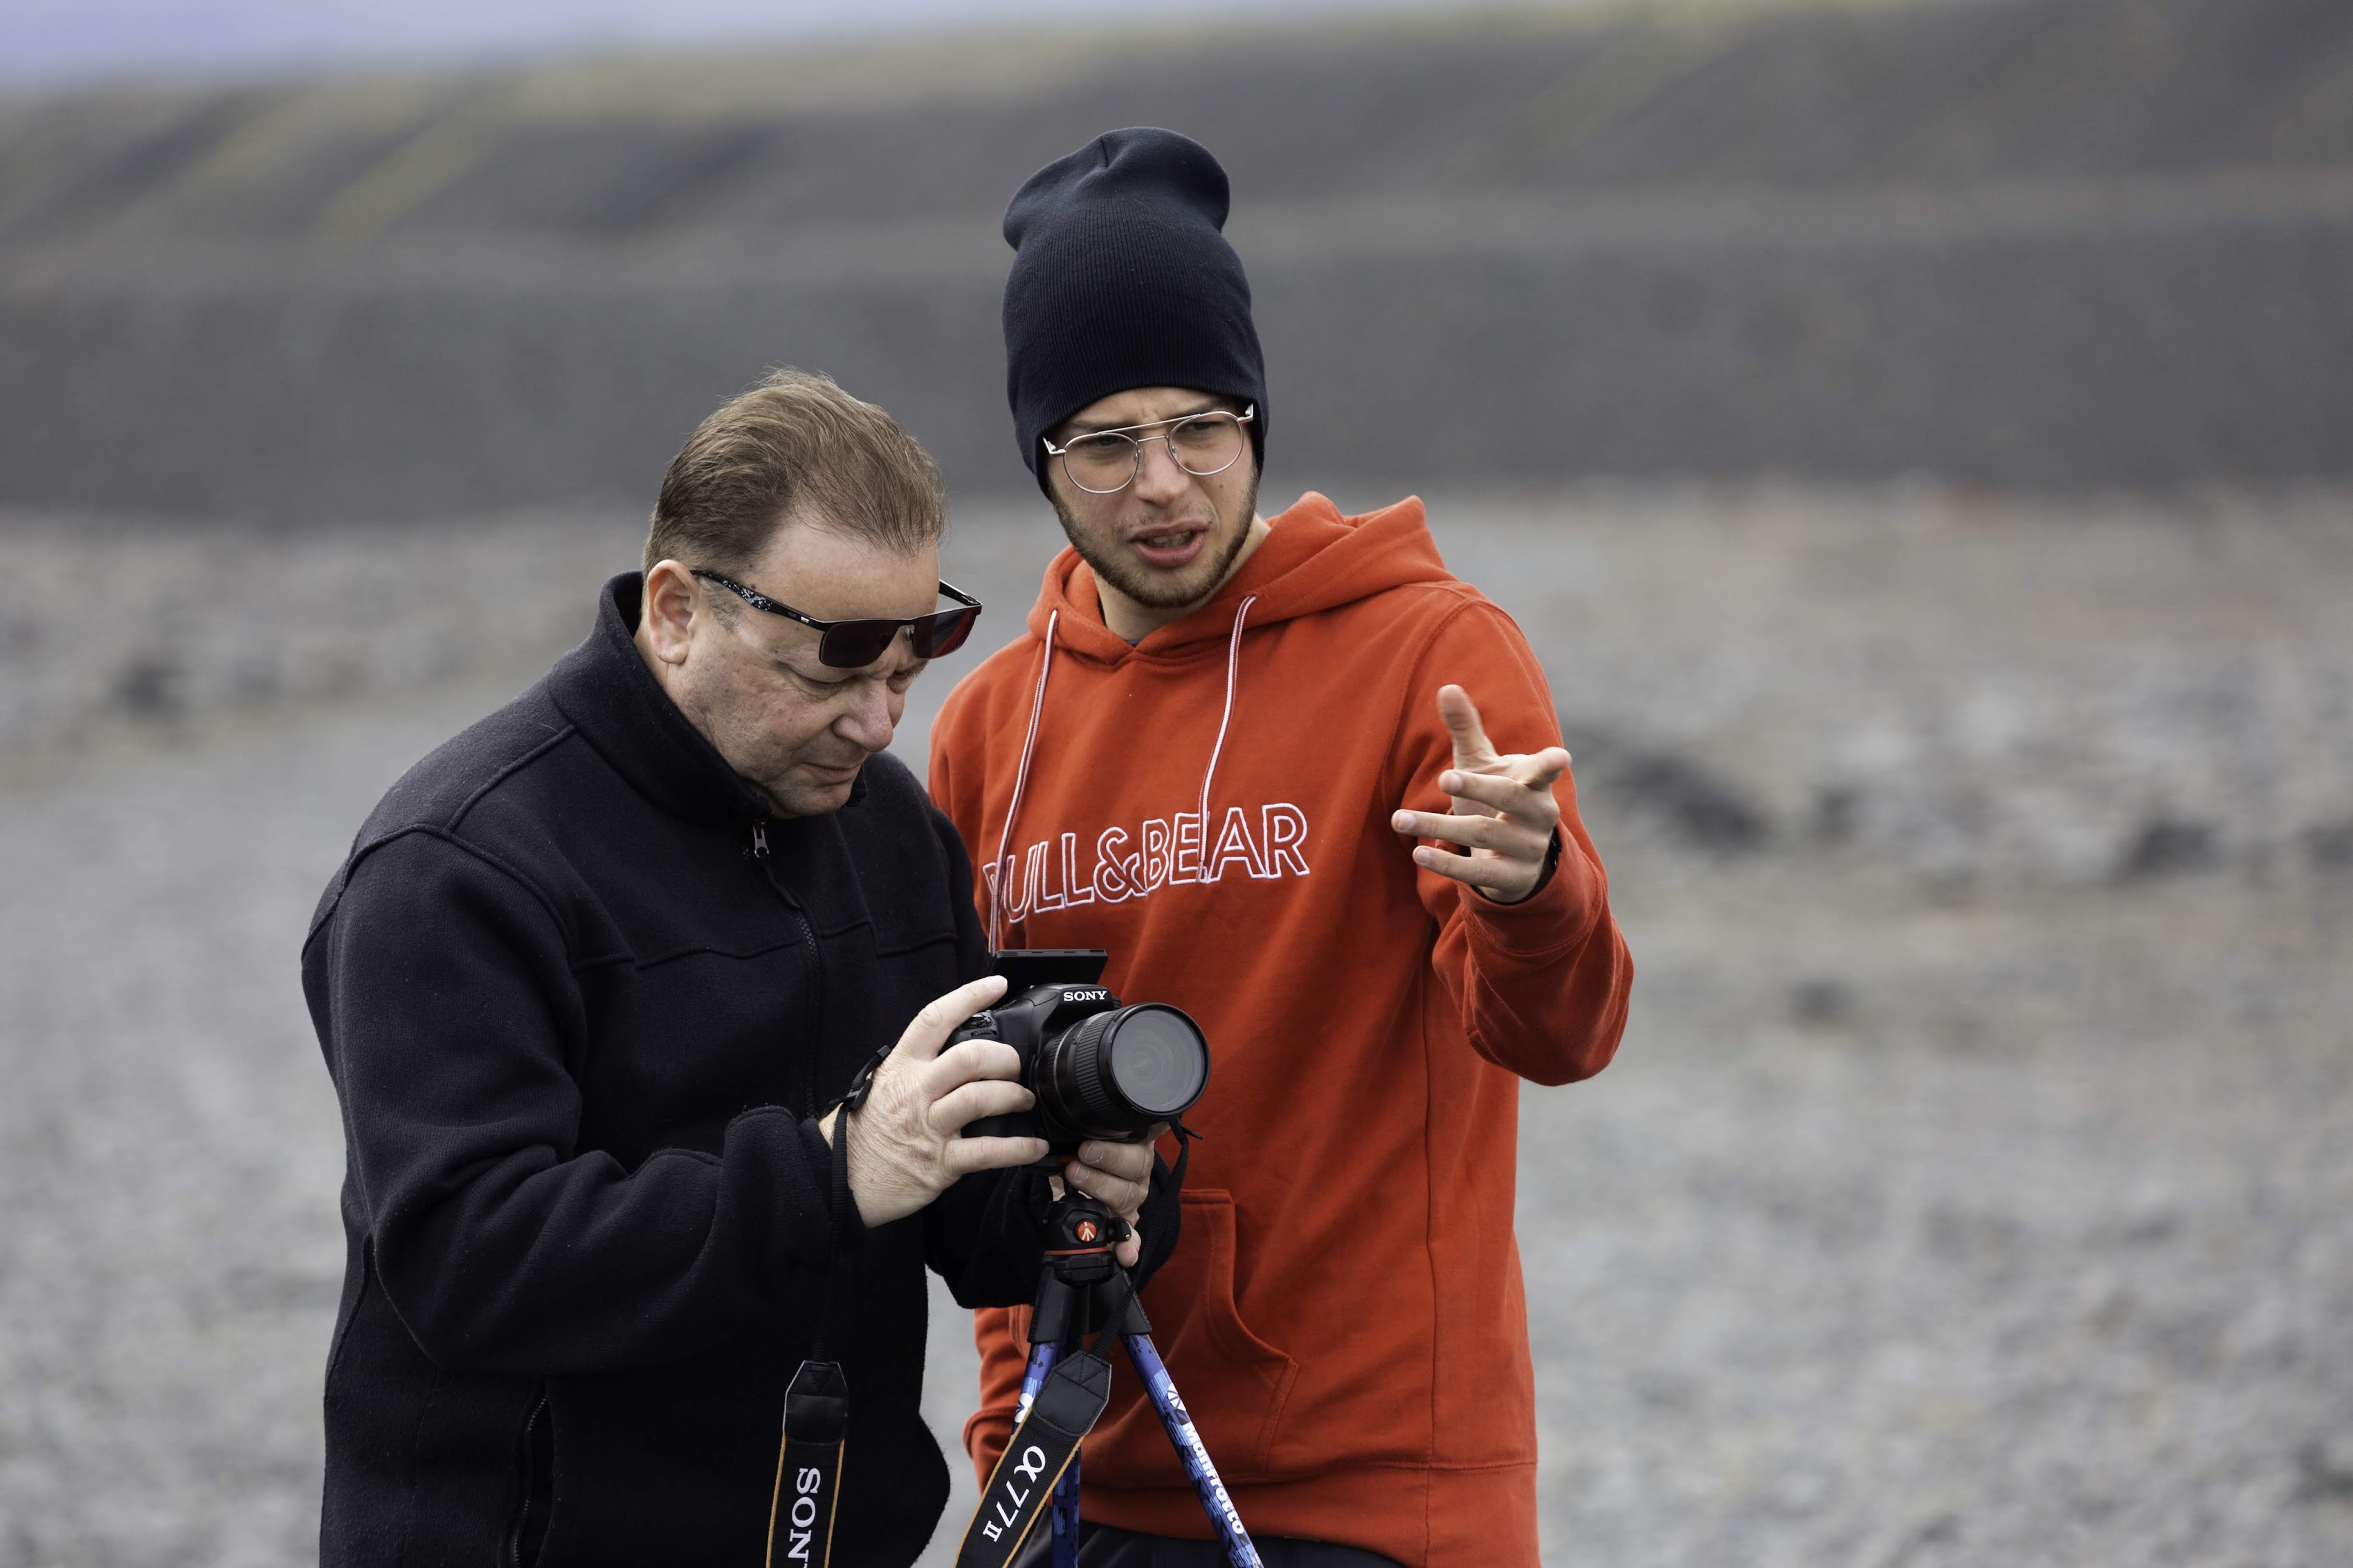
[1042,405,1256,495]
[690,569,982,668]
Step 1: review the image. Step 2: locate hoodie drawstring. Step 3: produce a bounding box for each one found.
[990,608,1059,954]
[987,594,1257,951]
[1194,595,1257,883]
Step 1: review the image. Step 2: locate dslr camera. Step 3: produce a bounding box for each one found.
[954,949,1209,1158]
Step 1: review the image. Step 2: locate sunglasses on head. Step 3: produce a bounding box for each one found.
[691,569,983,668]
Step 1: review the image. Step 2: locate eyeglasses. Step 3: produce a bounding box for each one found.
[690,569,983,668]
[1042,405,1255,495]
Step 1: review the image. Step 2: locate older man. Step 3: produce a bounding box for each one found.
[303,370,1167,1567]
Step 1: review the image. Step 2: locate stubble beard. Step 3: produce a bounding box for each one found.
[1051,468,1262,612]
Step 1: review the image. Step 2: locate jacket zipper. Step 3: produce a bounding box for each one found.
[749,817,825,1115]
[507,1386,550,1568]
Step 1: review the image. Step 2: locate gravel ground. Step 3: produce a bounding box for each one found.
[2,488,2347,1565]
[1520,862,2353,1568]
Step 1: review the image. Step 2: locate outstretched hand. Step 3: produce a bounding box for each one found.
[1390,684,1569,906]
[821,974,1047,1228]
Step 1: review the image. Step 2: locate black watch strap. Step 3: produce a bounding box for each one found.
[1476,826,1564,904]
[1532,824,1565,897]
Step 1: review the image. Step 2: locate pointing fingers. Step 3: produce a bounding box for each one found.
[1510,747,1573,792]
[1435,765,1565,824]
[1435,684,1497,768]
[1392,809,1531,852]
[1410,843,1539,897]
[1392,695,1572,904]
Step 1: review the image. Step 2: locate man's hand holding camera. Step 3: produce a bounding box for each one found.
[819,975,1035,1226]
[1391,684,1570,906]
[822,974,1157,1264]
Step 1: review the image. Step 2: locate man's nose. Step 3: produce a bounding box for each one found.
[832,680,897,753]
[1132,435,1192,504]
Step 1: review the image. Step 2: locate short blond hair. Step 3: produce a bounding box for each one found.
[644,367,945,575]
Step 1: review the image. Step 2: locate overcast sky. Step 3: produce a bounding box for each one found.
[1,0,1582,86]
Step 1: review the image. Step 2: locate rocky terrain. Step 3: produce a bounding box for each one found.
[3,484,2347,1565]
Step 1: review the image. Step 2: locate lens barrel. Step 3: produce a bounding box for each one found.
[1037,1003,1209,1141]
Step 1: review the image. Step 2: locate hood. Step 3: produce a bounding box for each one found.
[1021,492,1450,665]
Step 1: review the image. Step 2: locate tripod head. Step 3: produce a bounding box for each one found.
[1032,1193,1152,1345]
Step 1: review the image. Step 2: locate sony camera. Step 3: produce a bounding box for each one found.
[954,949,1209,1157]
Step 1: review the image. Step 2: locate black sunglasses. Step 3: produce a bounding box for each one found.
[691,569,982,669]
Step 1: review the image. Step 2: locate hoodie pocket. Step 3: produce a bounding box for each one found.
[1118,1187,1297,1480]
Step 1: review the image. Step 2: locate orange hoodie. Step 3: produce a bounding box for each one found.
[927,493,1633,1567]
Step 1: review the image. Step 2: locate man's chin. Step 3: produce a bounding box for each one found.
[1094,528,1255,611]
[766,766,862,819]
[1055,493,1255,614]
[1105,558,1226,610]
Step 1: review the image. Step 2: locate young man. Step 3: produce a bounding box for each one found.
[928,131,1634,1567]
[304,371,1164,1567]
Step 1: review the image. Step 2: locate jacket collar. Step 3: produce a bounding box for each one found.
[547,573,867,828]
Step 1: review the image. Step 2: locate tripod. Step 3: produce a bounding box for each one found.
[974,1193,1263,1568]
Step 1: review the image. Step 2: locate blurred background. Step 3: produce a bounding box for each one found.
[3,0,2350,1562]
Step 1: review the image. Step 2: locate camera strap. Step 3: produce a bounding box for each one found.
[956,1349,1112,1568]
[1167,1116,1200,1192]
[958,1256,1141,1568]
[765,1097,867,1568]
[767,1354,849,1568]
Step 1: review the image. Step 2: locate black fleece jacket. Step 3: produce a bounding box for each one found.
[303,574,1176,1567]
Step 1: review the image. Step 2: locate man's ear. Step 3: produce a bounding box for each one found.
[642,560,699,667]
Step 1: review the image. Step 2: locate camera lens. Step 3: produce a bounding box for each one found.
[1104,1007,1209,1117]
[1039,1003,1209,1140]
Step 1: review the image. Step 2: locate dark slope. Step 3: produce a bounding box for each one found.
[3,0,2351,520]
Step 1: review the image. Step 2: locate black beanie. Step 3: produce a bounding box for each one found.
[1002,127,1267,490]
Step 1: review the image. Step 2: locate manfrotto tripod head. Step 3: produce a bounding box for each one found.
[1033,1194,1150,1342]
